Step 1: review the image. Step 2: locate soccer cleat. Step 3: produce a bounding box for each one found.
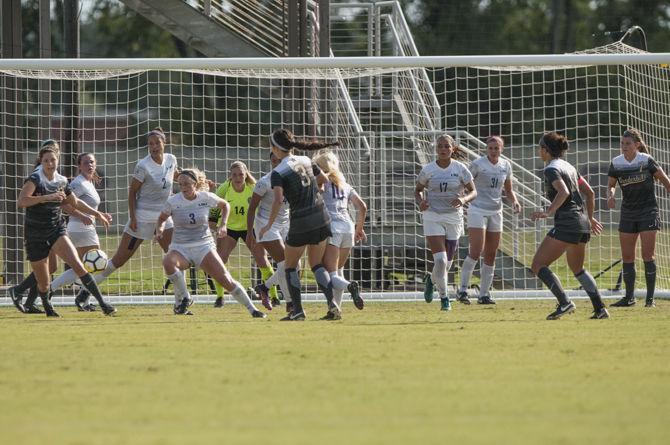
[74,288,91,306]
[477,295,496,305]
[251,310,267,319]
[320,305,342,321]
[423,275,434,303]
[213,296,224,308]
[590,307,610,319]
[348,281,364,310]
[610,297,636,307]
[271,296,281,307]
[546,301,576,320]
[440,297,451,311]
[84,303,97,312]
[456,290,471,305]
[280,310,306,321]
[75,293,89,312]
[23,304,44,314]
[41,295,60,318]
[101,303,117,316]
[7,286,25,313]
[254,284,273,311]
[173,298,193,316]
[645,298,655,308]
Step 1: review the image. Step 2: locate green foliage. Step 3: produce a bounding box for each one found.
[1,301,669,444]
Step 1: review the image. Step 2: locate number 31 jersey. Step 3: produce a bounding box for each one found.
[417,160,473,214]
[469,156,512,212]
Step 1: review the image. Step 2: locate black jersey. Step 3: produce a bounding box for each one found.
[608,152,659,221]
[271,154,331,233]
[24,166,72,232]
[543,158,590,234]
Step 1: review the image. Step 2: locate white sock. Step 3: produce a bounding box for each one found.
[432,251,448,298]
[94,260,117,284]
[459,256,477,292]
[231,282,256,313]
[480,263,495,297]
[50,269,78,292]
[275,262,291,303]
[329,270,349,290]
[168,271,189,305]
[265,261,281,287]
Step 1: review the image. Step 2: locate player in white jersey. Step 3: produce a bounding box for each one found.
[156,168,265,318]
[49,153,113,311]
[74,127,179,305]
[313,151,367,319]
[247,152,293,312]
[415,134,476,311]
[458,136,521,305]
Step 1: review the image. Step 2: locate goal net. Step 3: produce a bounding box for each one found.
[1,44,669,303]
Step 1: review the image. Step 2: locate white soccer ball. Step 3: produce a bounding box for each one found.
[82,249,108,273]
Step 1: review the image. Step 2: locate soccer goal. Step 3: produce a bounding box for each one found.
[1,45,669,303]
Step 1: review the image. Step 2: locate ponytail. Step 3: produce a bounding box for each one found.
[270,128,339,153]
[539,132,569,158]
[313,151,345,188]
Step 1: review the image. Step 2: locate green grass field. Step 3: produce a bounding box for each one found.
[1,300,668,445]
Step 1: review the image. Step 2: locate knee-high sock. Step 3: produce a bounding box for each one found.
[79,273,108,307]
[214,280,225,299]
[479,263,495,297]
[575,269,604,310]
[312,264,334,306]
[432,251,448,298]
[329,270,349,291]
[269,261,291,303]
[50,269,78,292]
[459,256,477,292]
[168,270,190,305]
[94,260,117,284]
[259,265,278,299]
[644,260,656,301]
[15,272,37,294]
[24,285,38,307]
[285,268,303,313]
[537,266,569,306]
[230,282,257,313]
[330,271,344,310]
[622,262,636,299]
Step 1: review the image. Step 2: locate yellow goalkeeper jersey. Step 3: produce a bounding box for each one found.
[209,180,254,231]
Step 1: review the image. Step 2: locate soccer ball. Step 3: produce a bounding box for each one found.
[82,249,108,273]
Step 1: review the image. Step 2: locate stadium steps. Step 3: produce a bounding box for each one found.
[119,0,269,57]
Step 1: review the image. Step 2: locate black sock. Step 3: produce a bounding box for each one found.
[644,260,656,301]
[15,272,37,294]
[285,268,303,313]
[537,266,569,306]
[622,262,635,300]
[575,269,604,311]
[311,264,334,306]
[24,285,38,306]
[80,273,107,306]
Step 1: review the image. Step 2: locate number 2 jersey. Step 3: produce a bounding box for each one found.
[543,158,590,233]
[469,156,512,212]
[132,153,178,222]
[417,160,473,215]
[162,191,222,246]
[322,180,360,234]
[608,152,660,222]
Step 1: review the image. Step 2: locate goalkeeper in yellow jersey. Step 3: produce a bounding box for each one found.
[209,161,277,310]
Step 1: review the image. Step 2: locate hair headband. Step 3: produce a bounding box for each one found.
[147,130,166,141]
[270,133,290,152]
[180,169,197,182]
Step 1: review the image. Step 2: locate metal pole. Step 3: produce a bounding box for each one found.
[39,0,52,142]
[63,0,80,180]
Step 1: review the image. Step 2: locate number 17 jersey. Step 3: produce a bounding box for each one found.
[417,160,473,215]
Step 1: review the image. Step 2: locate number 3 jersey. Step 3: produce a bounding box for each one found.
[322,180,360,234]
[162,191,221,246]
[469,156,513,212]
[417,160,473,215]
[132,153,178,222]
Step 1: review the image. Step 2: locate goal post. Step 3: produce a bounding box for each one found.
[2,48,670,303]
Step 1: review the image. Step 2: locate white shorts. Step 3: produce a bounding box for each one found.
[467,207,503,232]
[422,210,463,240]
[329,232,354,248]
[169,241,216,268]
[254,217,289,243]
[124,217,173,240]
[67,227,100,248]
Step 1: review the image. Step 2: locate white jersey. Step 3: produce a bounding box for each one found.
[67,175,101,232]
[417,160,473,215]
[253,173,289,226]
[469,156,513,212]
[133,153,178,222]
[162,191,221,246]
[323,180,359,233]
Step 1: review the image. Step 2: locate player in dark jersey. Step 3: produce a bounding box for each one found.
[13,141,116,317]
[530,132,608,320]
[607,128,670,308]
[256,128,338,321]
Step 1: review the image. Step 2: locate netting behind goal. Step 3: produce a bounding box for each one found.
[1,45,669,301]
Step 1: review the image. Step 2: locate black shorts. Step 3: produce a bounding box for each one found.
[226,229,247,242]
[24,226,67,261]
[286,225,332,247]
[619,216,661,234]
[547,227,590,245]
